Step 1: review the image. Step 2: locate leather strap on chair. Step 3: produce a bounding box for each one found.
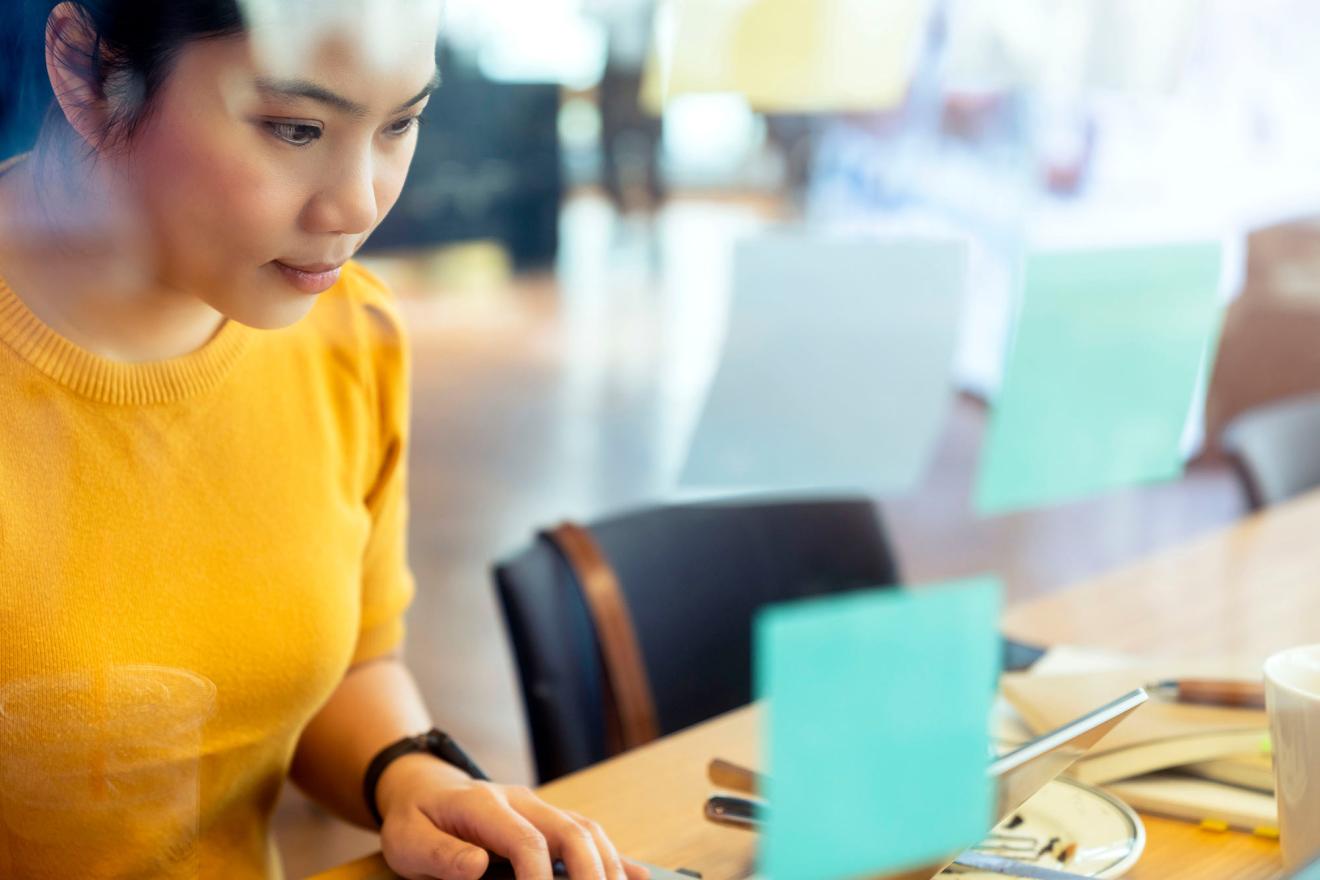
[543,522,660,755]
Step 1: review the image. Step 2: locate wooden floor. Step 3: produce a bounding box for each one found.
[271,194,1249,877]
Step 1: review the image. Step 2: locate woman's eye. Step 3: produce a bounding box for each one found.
[264,121,323,147]
[386,116,423,137]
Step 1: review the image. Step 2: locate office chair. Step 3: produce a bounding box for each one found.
[493,497,898,782]
[1221,391,1320,510]
[494,496,1043,783]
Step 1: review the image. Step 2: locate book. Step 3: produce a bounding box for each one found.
[1068,729,1270,786]
[1001,663,1268,785]
[1183,750,1275,793]
[1105,773,1277,834]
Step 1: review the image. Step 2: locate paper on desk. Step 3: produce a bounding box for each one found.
[677,234,966,496]
[647,0,933,112]
[755,577,1002,880]
[1028,645,1143,676]
[975,242,1223,514]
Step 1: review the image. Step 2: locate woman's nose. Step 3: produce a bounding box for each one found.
[304,154,378,236]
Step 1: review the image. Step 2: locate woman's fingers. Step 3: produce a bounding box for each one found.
[449,786,558,880]
[506,790,608,880]
[622,858,652,880]
[396,777,644,880]
[382,805,491,880]
[563,810,628,880]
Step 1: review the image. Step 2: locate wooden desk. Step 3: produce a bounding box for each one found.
[316,491,1320,880]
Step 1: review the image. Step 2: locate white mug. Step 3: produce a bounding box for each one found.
[1266,645,1320,871]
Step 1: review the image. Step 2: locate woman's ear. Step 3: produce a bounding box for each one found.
[44,2,112,148]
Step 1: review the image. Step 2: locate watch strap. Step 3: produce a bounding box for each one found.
[362,728,490,827]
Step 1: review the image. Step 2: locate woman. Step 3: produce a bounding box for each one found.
[0,2,647,878]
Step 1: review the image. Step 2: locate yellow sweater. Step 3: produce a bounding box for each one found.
[0,260,415,878]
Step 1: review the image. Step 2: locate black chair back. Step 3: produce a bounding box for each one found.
[493,497,900,783]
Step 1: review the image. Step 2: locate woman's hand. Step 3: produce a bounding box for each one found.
[375,753,652,880]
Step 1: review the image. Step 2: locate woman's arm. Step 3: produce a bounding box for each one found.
[290,657,648,880]
[289,654,434,828]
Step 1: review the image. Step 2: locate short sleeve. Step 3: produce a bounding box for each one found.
[348,264,417,664]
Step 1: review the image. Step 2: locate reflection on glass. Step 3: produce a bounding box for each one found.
[0,665,215,878]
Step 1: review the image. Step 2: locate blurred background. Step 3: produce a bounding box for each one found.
[276,0,1320,873]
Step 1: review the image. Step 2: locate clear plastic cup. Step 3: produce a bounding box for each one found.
[0,665,216,878]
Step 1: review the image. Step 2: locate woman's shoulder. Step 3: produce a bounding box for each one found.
[294,259,409,394]
[327,260,403,326]
[305,258,406,344]
[334,259,395,305]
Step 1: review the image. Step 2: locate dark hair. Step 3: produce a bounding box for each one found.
[0,1,246,159]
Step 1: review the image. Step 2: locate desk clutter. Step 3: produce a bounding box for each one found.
[999,649,1277,839]
[710,646,1150,880]
[705,759,1142,880]
[702,631,1283,880]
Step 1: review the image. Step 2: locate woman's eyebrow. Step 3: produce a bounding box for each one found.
[395,69,442,112]
[254,77,369,117]
[253,69,441,118]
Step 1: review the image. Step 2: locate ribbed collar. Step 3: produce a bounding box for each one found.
[0,275,254,405]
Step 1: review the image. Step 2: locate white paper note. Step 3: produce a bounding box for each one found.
[678,233,966,495]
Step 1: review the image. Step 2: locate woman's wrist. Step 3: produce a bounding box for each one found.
[374,750,473,823]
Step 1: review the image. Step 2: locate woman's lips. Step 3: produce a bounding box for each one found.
[271,260,342,294]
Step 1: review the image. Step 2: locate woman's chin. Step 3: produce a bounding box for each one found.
[208,285,322,331]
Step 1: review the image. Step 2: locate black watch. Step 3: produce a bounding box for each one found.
[363,728,491,827]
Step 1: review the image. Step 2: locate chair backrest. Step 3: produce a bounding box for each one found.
[1221,392,1320,510]
[493,497,901,783]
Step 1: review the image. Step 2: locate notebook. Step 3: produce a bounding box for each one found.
[1001,664,1268,785]
[1105,773,1277,835]
[1184,750,1275,793]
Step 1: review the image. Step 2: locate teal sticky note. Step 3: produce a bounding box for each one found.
[976,243,1223,514]
[755,578,1001,880]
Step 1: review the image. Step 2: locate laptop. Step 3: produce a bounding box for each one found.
[989,687,1149,821]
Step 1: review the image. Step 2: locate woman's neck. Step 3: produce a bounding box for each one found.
[0,149,227,363]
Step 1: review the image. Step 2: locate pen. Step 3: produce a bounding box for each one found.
[708,757,763,795]
[1145,678,1266,710]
